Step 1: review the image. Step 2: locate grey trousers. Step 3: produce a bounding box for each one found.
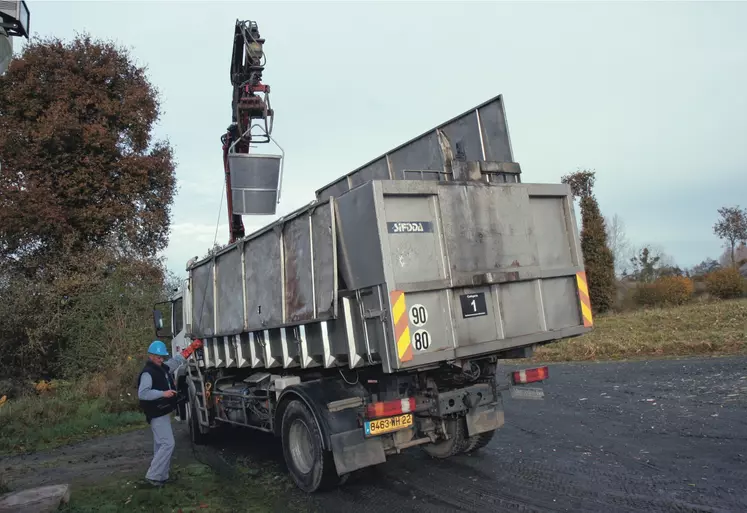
[146,414,175,482]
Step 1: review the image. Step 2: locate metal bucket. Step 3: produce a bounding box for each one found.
[228,153,282,215]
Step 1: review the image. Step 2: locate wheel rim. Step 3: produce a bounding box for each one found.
[288,419,315,475]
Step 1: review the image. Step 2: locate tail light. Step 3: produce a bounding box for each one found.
[512,366,549,385]
[365,397,416,419]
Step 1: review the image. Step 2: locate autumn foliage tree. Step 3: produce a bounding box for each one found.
[0,35,176,382]
[713,206,747,269]
[562,170,616,314]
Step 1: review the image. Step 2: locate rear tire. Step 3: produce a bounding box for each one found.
[281,399,343,493]
[422,417,470,459]
[464,428,496,453]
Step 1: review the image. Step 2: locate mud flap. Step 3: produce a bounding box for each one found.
[464,402,505,437]
[330,429,387,475]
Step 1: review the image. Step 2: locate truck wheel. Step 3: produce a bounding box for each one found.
[464,428,496,453]
[187,397,210,445]
[422,417,469,459]
[281,399,342,493]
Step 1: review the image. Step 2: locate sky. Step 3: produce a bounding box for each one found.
[16,0,747,275]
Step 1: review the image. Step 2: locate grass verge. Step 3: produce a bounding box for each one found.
[0,385,145,456]
[533,298,747,362]
[59,460,306,513]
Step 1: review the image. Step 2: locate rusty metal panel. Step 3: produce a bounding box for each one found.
[189,199,340,339]
[311,202,337,317]
[283,215,314,323]
[244,229,283,331]
[216,248,244,334]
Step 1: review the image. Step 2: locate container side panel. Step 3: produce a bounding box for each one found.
[334,183,385,290]
[216,248,244,334]
[440,111,483,162]
[311,205,336,317]
[387,131,444,179]
[478,98,513,162]
[395,290,456,368]
[317,179,349,202]
[451,286,501,346]
[349,157,390,187]
[530,196,574,270]
[439,185,538,274]
[245,231,283,331]
[283,216,314,323]
[382,194,446,285]
[190,263,215,337]
[541,277,582,331]
[498,281,543,338]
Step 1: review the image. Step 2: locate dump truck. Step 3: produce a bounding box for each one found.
[154,93,594,493]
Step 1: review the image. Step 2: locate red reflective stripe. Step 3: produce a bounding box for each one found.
[366,397,416,419]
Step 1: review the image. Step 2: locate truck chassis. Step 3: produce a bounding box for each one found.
[176,349,546,492]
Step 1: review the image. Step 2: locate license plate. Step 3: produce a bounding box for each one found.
[364,413,413,437]
[510,386,545,401]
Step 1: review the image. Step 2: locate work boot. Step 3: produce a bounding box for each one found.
[144,478,165,488]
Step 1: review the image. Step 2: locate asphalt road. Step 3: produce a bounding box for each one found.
[216,356,747,513]
[3,356,746,512]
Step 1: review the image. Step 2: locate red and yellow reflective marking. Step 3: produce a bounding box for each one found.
[390,290,413,362]
[575,271,594,328]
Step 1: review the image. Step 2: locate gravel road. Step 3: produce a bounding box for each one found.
[3,356,747,512]
[301,356,747,513]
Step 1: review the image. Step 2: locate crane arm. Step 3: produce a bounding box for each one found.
[222,19,275,243]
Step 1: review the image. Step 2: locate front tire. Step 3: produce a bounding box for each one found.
[281,399,343,493]
[187,396,210,445]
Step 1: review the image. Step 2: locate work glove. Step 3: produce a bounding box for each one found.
[181,339,204,359]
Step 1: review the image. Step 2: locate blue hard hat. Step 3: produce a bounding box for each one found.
[148,340,169,357]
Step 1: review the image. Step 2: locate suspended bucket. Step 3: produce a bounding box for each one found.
[228,153,283,215]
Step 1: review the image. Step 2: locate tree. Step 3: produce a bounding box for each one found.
[605,213,632,276]
[690,258,721,277]
[0,35,175,381]
[713,206,747,268]
[0,34,176,266]
[718,242,747,269]
[629,247,660,283]
[562,169,616,314]
[629,245,677,282]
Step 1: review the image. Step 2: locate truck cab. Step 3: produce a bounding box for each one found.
[153,279,191,420]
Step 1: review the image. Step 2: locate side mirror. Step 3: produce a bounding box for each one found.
[153,310,164,330]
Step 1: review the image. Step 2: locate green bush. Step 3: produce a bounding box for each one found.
[0,377,145,454]
[634,276,694,307]
[705,267,745,300]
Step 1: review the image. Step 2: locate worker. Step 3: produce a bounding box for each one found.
[137,338,203,487]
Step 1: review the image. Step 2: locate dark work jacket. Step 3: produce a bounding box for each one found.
[138,359,178,423]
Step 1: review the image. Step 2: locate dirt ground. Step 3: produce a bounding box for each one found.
[3,356,747,512]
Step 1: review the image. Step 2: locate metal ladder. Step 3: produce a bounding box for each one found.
[186,354,212,428]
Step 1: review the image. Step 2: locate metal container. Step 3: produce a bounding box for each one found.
[315,94,518,201]
[228,153,282,215]
[187,93,591,374]
[188,178,590,374]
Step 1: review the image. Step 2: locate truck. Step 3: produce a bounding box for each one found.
[153,92,594,493]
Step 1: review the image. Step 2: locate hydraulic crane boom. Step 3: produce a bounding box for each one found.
[221,19,275,243]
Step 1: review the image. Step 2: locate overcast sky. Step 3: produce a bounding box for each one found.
[21,0,747,275]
